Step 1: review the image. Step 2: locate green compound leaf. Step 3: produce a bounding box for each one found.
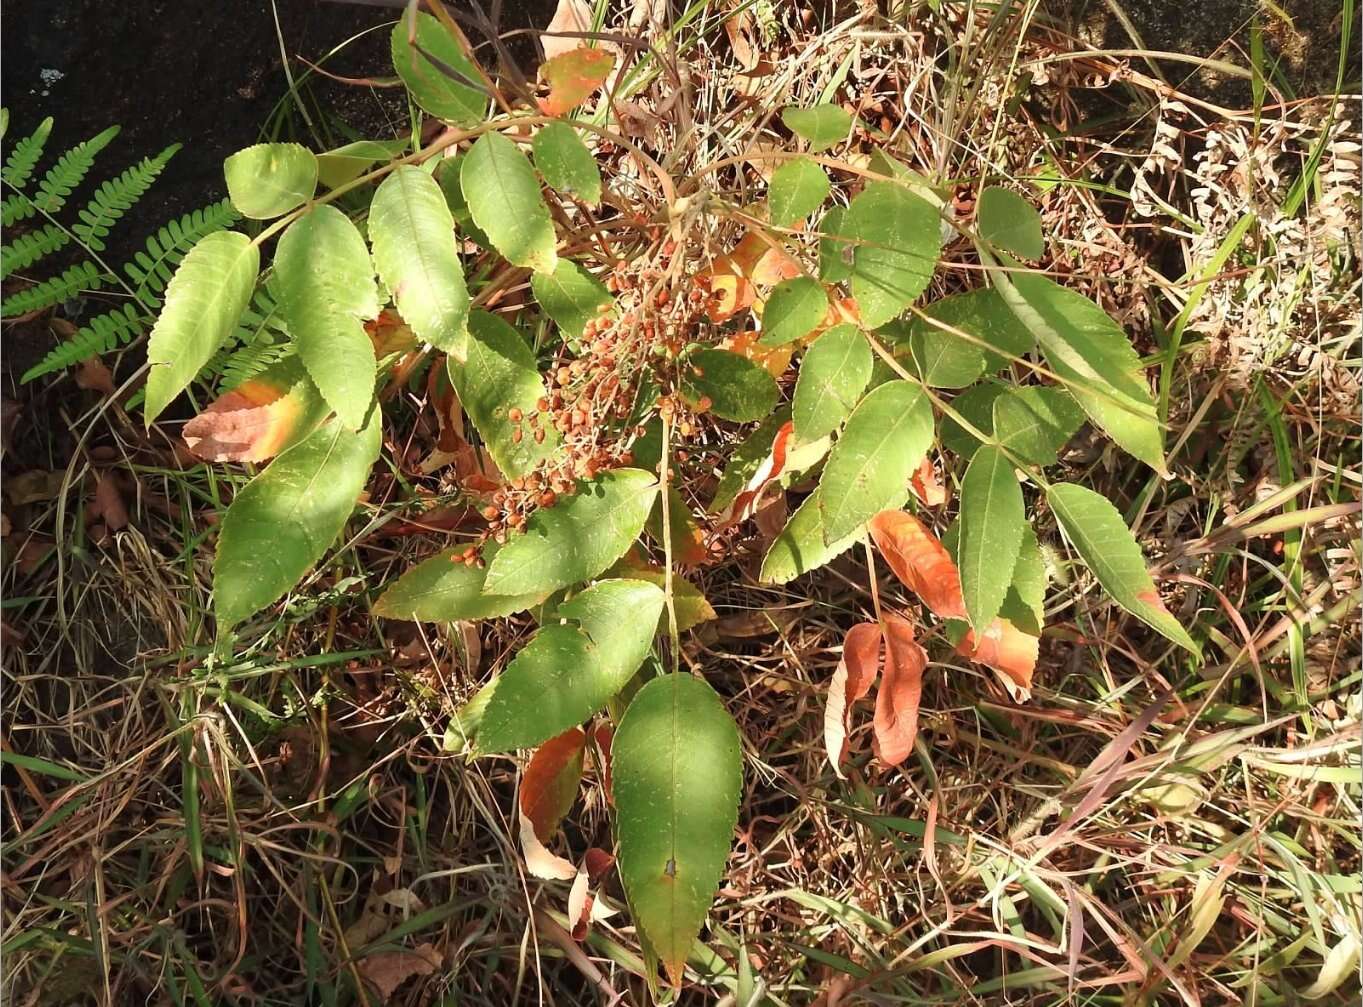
[958,446,1025,631]
[999,526,1046,635]
[274,205,380,430]
[391,11,486,127]
[144,231,259,424]
[532,121,602,205]
[760,488,865,584]
[780,104,852,152]
[315,138,407,190]
[446,311,558,478]
[680,348,779,422]
[530,259,612,343]
[214,410,382,628]
[374,549,547,622]
[844,181,940,329]
[370,165,470,354]
[816,204,854,283]
[1047,482,1199,654]
[483,468,659,596]
[904,289,1035,387]
[477,579,665,753]
[818,380,933,543]
[460,131,557,274]
[940,382,1005,461]
[792,324,872,442]
[977,186,1044,260]
[992,386,1085,466]
[615,673,742,986]
[223,143,317,219]
[760,276,828,346]
[767,157,830,227]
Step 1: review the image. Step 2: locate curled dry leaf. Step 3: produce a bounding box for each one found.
[871,510,1039,701]
[538,46,615,116]
[519,726,587,880]
[357,942,441,1001]
[591,722,613,803]
[869,511,967,621]
[566,848,619,941]
[541,0,592,61]
[519,809,578,880]
[716,419,795,526]
[910,456,948,508]
[956,618,1037,702]
[824,621,882,777]
[873,614,927,767]
[75,357,116,397]
[90,472,129,532]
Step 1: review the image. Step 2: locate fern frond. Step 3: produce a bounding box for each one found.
[20,302,146,383]
[125,198,239,307]
[1,261,104,317]
[73,143,181,252]
[1,116,53,188]
[217,338,296,391]
[2,192,36,227]
[29,125,120,217]
[1,224,70,279]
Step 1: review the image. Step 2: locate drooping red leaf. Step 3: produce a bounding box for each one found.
[520,726,587,841]
[868,511,968,621]
[958,617,1038,701]
[716,419,795,526]
[537,46,615,116]
[824,621,882,777]
[873,614,927,767]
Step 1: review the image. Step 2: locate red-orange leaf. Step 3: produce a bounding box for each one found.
[824,621,881,777]
[182,367,324,463]
[520,726,587,841]
[717,419,795,526]
[873,614,927,767]
[694,272,755,322]
[868,511,968,621]
[910,456,948,508]
[537,46,615,116]
[957,618,1038,702]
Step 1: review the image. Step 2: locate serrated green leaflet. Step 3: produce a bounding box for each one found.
[816,205,854,283]
[483,468,658,596]
[214,410,381,628]
[680,348,779,422]
[999,526,1046,635]
[780,104,852,151]
[530,259,612,343]
[274,205,379,430]
[760,276,827,346]
[477,579,665,752]
[391,12,486,127]
[845,181,940,329]
[958,446,1025,630]
[614,673,742,985]
[996,268,1165,472]
[760,488,864,584]
[144,231,258,423]
[460,132,557,273]
[1047,482,1198,654]
[532,121,601,204]
[767,157,830,227]
[905,288,1036,386]
[373,549,547,622]
[818,380,933,543]
[977,186,1043,260]
[993,386,1084,465]
[223,143,317,219]
[793,324,872,442]
[370,165,470,354]
[435,155,491,247]
[447,311,557,478]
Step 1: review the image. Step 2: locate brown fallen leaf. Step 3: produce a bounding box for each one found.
[541,0,593,61]
[824,622,882,777]
[873,614,927,767]
[5,470,66,506]
[90,472,129,532]
[75,357,116,396]
[868,511,968,621]
[538,46,615,116]
[357,942,441,1001]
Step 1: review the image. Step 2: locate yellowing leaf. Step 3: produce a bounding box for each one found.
[182,360,327,463]
[538,46,615,116]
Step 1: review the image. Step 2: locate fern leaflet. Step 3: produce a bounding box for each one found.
[21,302,146,383]
[125,199,239,307]
[1,116,53,188]
[1,261,104,317]
[73,143,182,252]
[1,224,70,279]
[30,125,120,217]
